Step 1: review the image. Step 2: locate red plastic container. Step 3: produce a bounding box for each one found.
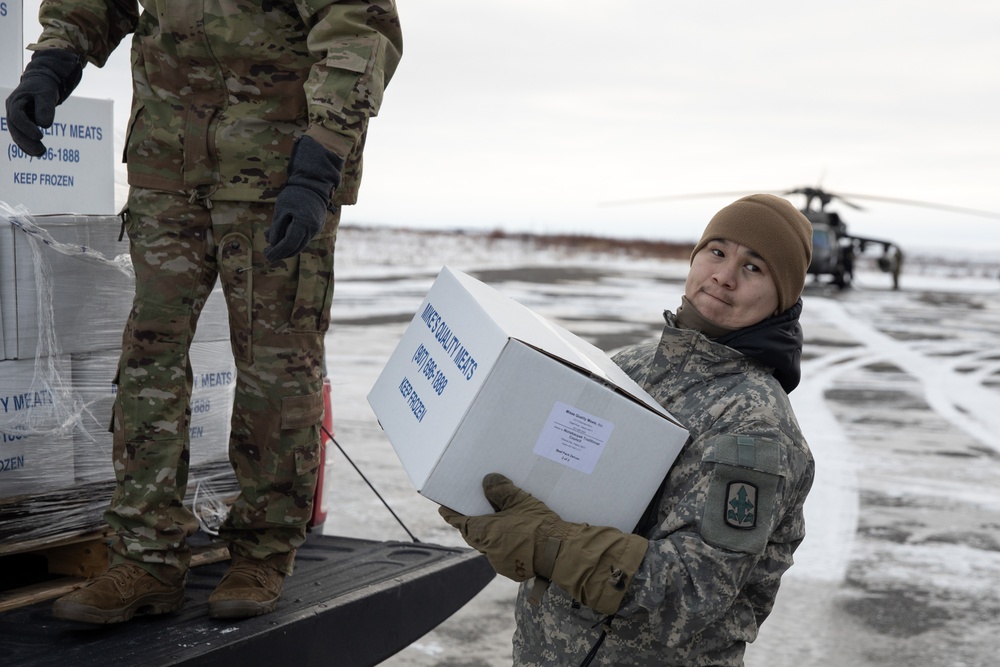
[309,377,335,528]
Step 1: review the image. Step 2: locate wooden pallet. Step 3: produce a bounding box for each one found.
[0,530,230,614]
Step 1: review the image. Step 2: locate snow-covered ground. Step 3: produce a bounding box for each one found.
[321,226,1000,667]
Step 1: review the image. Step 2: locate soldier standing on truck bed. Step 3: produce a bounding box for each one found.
[5,0,402,624]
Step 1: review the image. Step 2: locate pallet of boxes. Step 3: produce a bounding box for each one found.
[0,7,237,607]
[0,209,240,609]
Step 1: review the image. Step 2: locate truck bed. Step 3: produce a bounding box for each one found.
[0,534,495,666]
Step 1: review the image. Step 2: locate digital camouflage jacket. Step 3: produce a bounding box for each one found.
[513,311,815,666]
[30,0,402,205]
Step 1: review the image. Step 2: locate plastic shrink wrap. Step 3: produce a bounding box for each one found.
[0,204,238,550]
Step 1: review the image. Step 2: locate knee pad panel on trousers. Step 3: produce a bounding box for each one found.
[110,398,190,481]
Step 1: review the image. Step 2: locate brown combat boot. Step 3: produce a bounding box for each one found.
[52,562,185,624]
[208,556,286,619]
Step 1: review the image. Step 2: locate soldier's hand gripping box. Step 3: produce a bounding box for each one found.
[367,267,689,532]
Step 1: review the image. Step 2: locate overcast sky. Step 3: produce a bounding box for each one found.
[23,1,1000,251]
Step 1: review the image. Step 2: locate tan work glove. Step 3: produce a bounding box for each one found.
[439,473,649,615]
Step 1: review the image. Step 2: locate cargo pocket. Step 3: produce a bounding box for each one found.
[700,435,785,555]
[281,390,324,432]
[288,228,335,334]
[218,232,254,363]
[282,391,323,485]
[262,391,324,525]
[313,38,379,114]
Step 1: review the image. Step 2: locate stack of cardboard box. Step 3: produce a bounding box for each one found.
[0,212,237,545]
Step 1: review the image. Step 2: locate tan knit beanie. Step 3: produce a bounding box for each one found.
[690,194,813,313]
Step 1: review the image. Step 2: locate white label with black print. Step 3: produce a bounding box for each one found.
[532,401,614,475]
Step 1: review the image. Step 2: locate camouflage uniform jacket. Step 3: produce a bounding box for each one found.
[513,311,815,666]
[30,0,403,205]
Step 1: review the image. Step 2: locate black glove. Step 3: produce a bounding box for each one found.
[5,49,84,157]
[264,136,345,263]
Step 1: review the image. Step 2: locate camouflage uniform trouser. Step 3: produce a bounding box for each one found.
[105,187,339,584]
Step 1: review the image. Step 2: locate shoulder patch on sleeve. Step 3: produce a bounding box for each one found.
[701,435,784,554]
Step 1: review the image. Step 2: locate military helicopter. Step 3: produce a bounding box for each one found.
[603,186,1000,291]
[789,186,897,290]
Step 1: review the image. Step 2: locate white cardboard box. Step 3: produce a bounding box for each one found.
[368,267,689,532]
[0,355,76,499]
[0,213,132,359]
[0,86,116,215]
[0,288,5,355]
[0,212,232,360]
[0,0,22,89]
[195,287,232,344]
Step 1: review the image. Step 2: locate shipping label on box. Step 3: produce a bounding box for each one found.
[0,355,76,499]
[368,267,689,532]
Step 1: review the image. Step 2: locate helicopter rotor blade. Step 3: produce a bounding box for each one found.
[833,193,1000,220]
[599,187,1000,221]
[781,186,865,211]
[597,190,782,207]
[833,195,865,211]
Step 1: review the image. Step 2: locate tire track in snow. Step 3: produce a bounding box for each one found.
[789,292,1000,581]
[834,297,1000,454]
[786,326,865,583]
